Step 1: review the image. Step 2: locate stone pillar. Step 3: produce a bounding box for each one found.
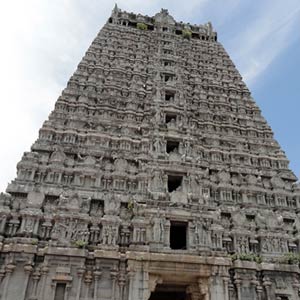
[228,282,235,300]
[188,221,196,250]
[263,276,272,300]
[75,267,85,300]
[1,263,15,300]
[256,285,263,300]
[222,276,230,300]
[20,263,33,300]
[0,215,7,235]
[111,270,118,300]
[93,270,102,300]
[292,274,300,300]
[29,267,41,300]
[250,276,259,300]
[38,265,49,300]
[127,270,135,300]
[0,267,6,299]
[84,271,93,300]
[164,220,170,248]
[234,276,241,300]
[118,271,126,300]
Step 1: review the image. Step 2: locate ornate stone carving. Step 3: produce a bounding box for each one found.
[0,5,299,300]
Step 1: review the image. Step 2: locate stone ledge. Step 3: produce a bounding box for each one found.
[126,251,232,266]
[2,243,37,254]
[232,259,300,273]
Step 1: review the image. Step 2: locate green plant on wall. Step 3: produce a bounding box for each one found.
[137,23,148,30]
[127,200,135,212]
[279,252,300,264]
[230,253,262,263]
[182,29,192,39]
[74,240,88,249]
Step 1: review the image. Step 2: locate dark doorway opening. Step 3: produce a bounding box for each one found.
[54,283,66,300]
[149,291,187,300]
[165,113,177,124]
[170,221,187,250]
[165,91,175,101]
[149,284,190,300]
[167,175,182,192]
[166,140,179,153]
[164,74,174,82]
[277,296,289,300]
[163,60,172,67]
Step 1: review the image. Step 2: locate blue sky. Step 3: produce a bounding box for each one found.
[0,0,299,191]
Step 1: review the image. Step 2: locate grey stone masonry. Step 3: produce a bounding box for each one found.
[0,5,300,300]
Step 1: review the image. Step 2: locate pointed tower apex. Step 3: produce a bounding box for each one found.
[112,3,120,16]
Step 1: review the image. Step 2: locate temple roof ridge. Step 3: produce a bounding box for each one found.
[110,5,216,36]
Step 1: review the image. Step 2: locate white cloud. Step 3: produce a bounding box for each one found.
[227,1,300,85]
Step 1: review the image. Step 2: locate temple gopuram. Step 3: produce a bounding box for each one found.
[0,5,300,300]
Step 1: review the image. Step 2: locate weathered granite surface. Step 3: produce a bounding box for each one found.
[0,5,300,300]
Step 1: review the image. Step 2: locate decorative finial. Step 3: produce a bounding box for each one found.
[161,8,169,15]
[154,8,175,25]
[112,3,120,15]
[206,22,213,35]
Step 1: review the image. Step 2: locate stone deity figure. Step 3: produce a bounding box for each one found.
[151,213,165,243]
[150,170,165,192]
[102,226,109,245]
[80,197,91,214]
[58,192,69,207]
[153,137,164,154]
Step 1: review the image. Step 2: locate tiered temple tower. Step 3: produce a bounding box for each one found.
[0,5,300,300]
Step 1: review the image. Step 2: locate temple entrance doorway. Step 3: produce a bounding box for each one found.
[149,284,191,300]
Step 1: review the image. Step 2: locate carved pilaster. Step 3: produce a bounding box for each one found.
[29,267,41,300]
[234,275,241,300]
[250,274,259,300]
[222,275,230,300]
[0,267,5,285]
[1,263,16,300]
[118,269,126,300]
[127,269,135,300]
[93,270,102,300]
[256,285,263,300]
[38,265,49,300]
[164,219,170,248]
[76,267,85,300]
[110,270,118,300]
[0,215,7,235]
[21,263,33,300]
[84,270,93,300]
[263,276,272,300]
[228,281,235,300]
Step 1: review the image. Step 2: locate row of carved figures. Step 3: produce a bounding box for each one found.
[34,131,288,171]
[0,213,298,256]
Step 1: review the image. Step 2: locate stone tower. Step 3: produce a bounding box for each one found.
[0,5,300,300]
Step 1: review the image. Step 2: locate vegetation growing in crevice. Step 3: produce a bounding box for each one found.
[278,252,300,264]
[230,253,262,263]
[182,29,192,39]
[137,23,148,30]
[74,240,88,249]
